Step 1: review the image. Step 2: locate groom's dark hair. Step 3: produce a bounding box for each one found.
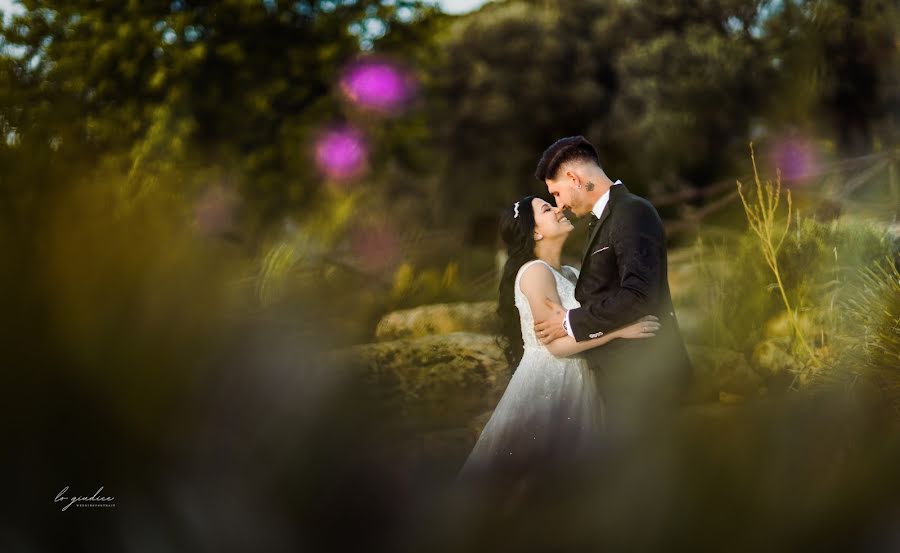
[534,136,600,181]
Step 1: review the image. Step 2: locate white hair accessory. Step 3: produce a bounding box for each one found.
[513,201,520,218]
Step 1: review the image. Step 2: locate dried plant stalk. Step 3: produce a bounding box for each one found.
[737,144,820,380]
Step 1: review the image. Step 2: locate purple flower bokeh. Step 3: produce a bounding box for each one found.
[314,127,369,181]
[340,59,416,114]
[769,137,819,183]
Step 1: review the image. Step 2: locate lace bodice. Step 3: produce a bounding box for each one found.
[514,260,581,351]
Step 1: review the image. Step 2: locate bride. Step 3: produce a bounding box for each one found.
[457,195,659,492]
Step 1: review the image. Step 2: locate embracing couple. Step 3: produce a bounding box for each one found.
[458,136,693,494]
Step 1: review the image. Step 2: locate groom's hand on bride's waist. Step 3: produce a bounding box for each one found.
[534,297,568,344]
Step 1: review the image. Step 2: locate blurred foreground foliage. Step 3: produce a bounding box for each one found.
[686,181,898,410]
[838,257,900,415]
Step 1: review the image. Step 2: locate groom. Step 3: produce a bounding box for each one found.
[533,136,692,438]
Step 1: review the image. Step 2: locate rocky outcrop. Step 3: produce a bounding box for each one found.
[331,332,510,433]
[374,301,500,342]
[752,338,804,377]
[763,310,823,341]
[337,288,773,471]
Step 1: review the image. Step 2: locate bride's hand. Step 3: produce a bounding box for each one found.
[618,315,660,340]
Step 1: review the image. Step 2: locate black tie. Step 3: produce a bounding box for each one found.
[588,213,599,232]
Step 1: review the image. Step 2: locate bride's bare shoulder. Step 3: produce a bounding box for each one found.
[518,261,556,294]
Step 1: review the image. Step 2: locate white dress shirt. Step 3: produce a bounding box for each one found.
[563,180,621,338]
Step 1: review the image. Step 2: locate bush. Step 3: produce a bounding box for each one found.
[833,257,900,416]
[688,208,896,400]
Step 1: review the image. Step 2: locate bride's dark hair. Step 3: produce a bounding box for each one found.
[497,196,538,371]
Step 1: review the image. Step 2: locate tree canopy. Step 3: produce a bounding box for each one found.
[1,0,896,247]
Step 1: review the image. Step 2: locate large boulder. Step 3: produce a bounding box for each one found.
[686,344,765,403]
[374,301,500,342]
[751,338,804,377]
[331,332,509,432]
[763,310,822,341]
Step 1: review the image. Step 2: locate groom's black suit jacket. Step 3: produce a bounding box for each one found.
[571,183,692,411]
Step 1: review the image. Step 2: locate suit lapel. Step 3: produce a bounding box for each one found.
[580,184,626,265]
[581,219,602,261]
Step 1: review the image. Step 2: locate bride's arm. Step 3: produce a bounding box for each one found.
[520,265,658,358]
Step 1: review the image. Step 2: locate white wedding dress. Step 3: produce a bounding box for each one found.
[458,260,603,485]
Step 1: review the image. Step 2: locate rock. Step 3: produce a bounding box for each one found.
[752,339,803,376]
[763,310,822,340]
[330,332,510,432]
[375,301,501,341]
[685,344,764,403]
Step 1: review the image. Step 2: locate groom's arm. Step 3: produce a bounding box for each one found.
[568,199,664,342]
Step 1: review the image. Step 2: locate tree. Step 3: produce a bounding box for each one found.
[605,0,777,187]
[764,0,899,156]
[424,0,623,226]
[1,0,427,247]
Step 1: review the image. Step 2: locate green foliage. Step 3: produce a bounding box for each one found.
[765,0,900,155]
[687,197,896,405]
[737,145,821,371]
[834,257,900,414]
[610,0,776,181]
[0,0,428,241]
[256,188,359,306]
[2,0,897,342]
[389,261,464,307]
[425,1,595,218]
[3,0,897,254]
[689,215,894,354]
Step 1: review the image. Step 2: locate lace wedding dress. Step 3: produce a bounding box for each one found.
[457,260,603,485]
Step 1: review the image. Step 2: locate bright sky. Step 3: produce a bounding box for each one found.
[0,0,490,20]
[433,0,489,14]
[0,0,19,23]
